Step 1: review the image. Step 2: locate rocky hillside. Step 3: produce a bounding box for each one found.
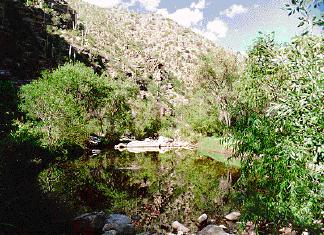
[1,0,238,138]
[0,0,78,83]
[1,0,232,91]
[61,0,222,87]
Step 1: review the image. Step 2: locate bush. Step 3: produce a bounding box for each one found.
[230,34,323,231]
[130,97,162,139]
[183,90,225,137]
[185,50,240,137]
[18,62,137,148]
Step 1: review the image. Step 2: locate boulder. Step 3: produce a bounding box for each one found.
[279,227,297,235]
[198,225,228,235]
[197,213,208,230]
[73,211,106,234]
[91,149,101,155]
[218,225,227,229]
[103,230,118,235]
[157,136,173,144]
[102,214,135,235]
[171,221,189,233]
[198,214,208,224]
[89,136,102,145]
[225,211,241,221]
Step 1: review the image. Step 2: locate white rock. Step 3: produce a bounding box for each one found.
[172,221,190,233]
[209,219,216,224]
[198,214,208,224]
[225,211,241,221]
[279,227,296,235]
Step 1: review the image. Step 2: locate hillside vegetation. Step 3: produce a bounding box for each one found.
[61,0,221,86]
[42,0,240,141]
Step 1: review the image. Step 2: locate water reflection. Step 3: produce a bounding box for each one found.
[38,149,239,232]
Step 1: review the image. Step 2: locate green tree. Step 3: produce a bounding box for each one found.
[194,50,240,132]
[183,89,225,137]
[18,62,137,148]
[130,97,162,139]
[230,34,323,231]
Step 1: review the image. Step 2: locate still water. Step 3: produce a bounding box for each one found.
[38,149,239,231]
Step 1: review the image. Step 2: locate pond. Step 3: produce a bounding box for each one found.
[38,148,240,233]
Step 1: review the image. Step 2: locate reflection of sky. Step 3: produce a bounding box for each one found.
[83,0,323,52]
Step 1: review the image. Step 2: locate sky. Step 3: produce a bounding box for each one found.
[83,0,323,52]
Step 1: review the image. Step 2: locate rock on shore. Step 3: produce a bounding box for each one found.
[73,212,135,235]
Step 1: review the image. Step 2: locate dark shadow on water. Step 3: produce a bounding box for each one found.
[0,139,75,234]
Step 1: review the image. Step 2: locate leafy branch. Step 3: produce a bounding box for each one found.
[285,0,324,35]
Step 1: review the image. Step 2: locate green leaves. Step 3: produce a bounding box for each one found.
[286,0,324,35]
[194,49,240,134]
[230,35,323,231]
[18,62,138,148]
[298,21,305,27]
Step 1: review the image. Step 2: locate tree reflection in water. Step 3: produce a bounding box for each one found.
[38,149,239,232]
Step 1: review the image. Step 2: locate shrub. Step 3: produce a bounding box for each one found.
[18,62,137,148]
[183,90,225,137]
[130,97,162,139]
[230,34,323,231]
[188,50,240,136]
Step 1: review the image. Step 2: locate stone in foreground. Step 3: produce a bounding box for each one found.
[73,211,106,234]
[198,214,208,224]
[225,211,241,221]
[102,214,135,235]
[198,225,228,235]
[171,221,190,233]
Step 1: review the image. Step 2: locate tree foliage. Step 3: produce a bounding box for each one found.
[192,49,241,135]
[130,97,162,139]
[183,90,225,137]
[230,34,323,231]
[285,0,324,35]
[18,63,137,148]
